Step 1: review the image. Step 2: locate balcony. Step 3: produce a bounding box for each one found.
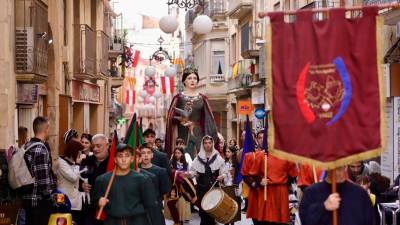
[210,74,225,83]
[109,36,124,58]
[97,30,110,78]
[228,0,254,19]
[204,0,227,20]
[74,24,96,80]
[240,22,259,59]
[15,0,48,83]
[185,10,196,31]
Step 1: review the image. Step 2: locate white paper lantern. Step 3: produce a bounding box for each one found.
[140,91,147,98]
[144,66,156,77]
[165,66,177,77]
[154,92,162,99]
[159,15,179,34]
[193,15,213,34]
[149,96,156,104]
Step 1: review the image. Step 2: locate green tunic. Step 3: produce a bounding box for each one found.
[152,150,171,175]
[140,169,167,225]
[94,171,157,225]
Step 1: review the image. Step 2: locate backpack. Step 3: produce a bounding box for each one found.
[8,142,46,189]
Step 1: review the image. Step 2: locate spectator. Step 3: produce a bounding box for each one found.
[155,138,165,153]
[356,175,376,206]
[80,133,110,225]
[17,126,29,225]
[64,129,79,144]
[81,133,93,157]
[348,161,369,182]
[56,140,85,225]
[23,116,56,225]
[368,161,390,203]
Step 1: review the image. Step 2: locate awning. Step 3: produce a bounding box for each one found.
[385,38,400,64]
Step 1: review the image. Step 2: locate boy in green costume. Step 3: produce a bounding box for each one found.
[95,144,157,225]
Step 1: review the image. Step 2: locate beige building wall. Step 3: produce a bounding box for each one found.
[0,0,17,150]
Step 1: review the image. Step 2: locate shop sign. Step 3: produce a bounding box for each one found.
[16,84,39,104]
[72,80,100,104]
[237,100,253,115]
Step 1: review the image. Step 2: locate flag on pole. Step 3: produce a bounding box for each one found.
[106,130,119,171]
[125,90,136,106]
[132,49,141,68]
[236,115,255,183]
[161,77,174,95]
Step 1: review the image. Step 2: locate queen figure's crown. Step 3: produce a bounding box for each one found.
[183,64,198,74]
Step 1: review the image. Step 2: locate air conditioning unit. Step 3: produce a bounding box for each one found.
[15,27,34,73]
[396,21,400,38]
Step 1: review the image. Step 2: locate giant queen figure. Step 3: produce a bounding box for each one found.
[165,66,219,158]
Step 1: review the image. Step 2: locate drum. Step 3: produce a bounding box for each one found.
[201,188,238,224]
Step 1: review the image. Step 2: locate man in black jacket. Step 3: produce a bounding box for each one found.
[80,133,110,225]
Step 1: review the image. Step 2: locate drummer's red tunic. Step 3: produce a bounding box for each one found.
[241,150,263,220]
[256,154,298,223]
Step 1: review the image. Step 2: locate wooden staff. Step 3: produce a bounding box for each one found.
[96,167,117,220]
[331,169,338,225]
[258,2,400,17]
[312,165,318,183]
[264,152,268,201]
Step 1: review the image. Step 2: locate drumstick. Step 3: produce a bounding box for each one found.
[96,167,117,220]
[264,153,267,201]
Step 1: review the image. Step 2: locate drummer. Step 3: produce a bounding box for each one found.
[187,135,226,225]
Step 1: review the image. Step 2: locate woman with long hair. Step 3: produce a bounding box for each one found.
[165,147,192,225]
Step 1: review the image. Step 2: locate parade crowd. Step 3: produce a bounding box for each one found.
[1,69,399,225]
[2,116,400,225]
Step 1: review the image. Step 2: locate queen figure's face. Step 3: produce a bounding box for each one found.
[184,73,198,89]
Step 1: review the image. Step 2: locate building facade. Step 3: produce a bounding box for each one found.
[0,0,122,157]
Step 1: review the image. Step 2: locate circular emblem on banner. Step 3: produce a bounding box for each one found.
[296,57,352,126]
[255,108,266,119]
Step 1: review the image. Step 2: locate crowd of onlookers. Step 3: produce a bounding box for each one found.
[1,116,400,225]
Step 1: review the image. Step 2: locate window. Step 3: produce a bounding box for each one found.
[212,51,225,75]
[241,23,250,54]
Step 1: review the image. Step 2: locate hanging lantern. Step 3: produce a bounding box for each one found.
[144,66,156,77]
[159,15,179,34]
[164,66,177,77]
[193,15,213,34]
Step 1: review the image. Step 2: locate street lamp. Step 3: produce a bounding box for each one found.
[166,0,204,11]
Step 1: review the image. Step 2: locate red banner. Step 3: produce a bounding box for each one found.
[267,7,385,169]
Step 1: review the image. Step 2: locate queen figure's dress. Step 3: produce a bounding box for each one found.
[165,93,218,158]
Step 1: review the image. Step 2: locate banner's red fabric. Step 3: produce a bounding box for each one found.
[269,7,383,167]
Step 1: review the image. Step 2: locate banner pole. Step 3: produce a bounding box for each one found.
[331,169,338,225]
[258,2,400,17]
